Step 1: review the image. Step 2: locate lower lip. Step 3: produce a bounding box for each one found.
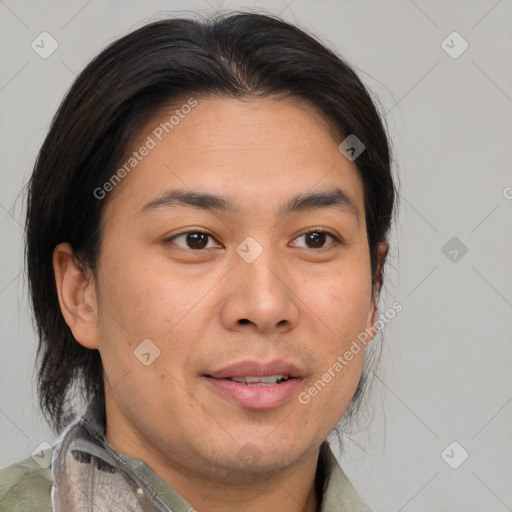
[204,376,303,409]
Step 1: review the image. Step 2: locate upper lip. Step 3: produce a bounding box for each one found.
[205,359,305,379]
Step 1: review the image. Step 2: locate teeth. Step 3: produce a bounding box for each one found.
[231,375,289,385]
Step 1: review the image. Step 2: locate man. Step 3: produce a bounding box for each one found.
[1,11,395,511]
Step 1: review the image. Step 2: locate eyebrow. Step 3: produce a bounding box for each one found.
[139,187,360,222]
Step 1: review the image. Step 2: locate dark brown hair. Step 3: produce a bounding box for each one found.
[25,11,396,434]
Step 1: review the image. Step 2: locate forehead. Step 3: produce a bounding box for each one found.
[104,95,365,218]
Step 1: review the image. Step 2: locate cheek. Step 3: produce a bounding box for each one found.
[310,266,373,334]
[301,261,372,409]
[95,252,218,379]
[298,347,365,434]
[96,265,197,398]
[97,253,188,334]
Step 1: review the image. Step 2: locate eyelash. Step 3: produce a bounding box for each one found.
[165,228,341,251]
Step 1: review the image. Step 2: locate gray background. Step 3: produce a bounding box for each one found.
[1,0,511,510]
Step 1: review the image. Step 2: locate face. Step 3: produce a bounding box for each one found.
[57,95,380,482]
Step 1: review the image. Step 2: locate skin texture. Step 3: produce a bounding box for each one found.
[53,95,384,512]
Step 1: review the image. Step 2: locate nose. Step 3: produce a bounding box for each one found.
[220,244,300,334]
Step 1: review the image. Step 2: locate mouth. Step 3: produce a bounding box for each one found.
[203,359,305,409]
[206,374,292,386]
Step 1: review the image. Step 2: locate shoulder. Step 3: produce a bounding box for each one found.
[0,447,54,511]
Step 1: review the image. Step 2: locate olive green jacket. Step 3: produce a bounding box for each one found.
[0,394,372,511]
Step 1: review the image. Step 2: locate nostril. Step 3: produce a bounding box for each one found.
[238,319,251,325]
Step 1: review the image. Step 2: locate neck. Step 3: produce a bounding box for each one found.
[170,458,321,512]
[107,422,322,512]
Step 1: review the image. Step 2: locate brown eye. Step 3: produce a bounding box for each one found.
[305,231,327,248]
[292,230,338,249]
[168,231,220,250]
[186,232,209,249]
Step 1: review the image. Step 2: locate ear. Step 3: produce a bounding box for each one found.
[53,242,99,349]
[365,241,389,342]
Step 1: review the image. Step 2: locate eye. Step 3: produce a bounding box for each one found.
[167,231,221,250]
[291,229,340,249]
